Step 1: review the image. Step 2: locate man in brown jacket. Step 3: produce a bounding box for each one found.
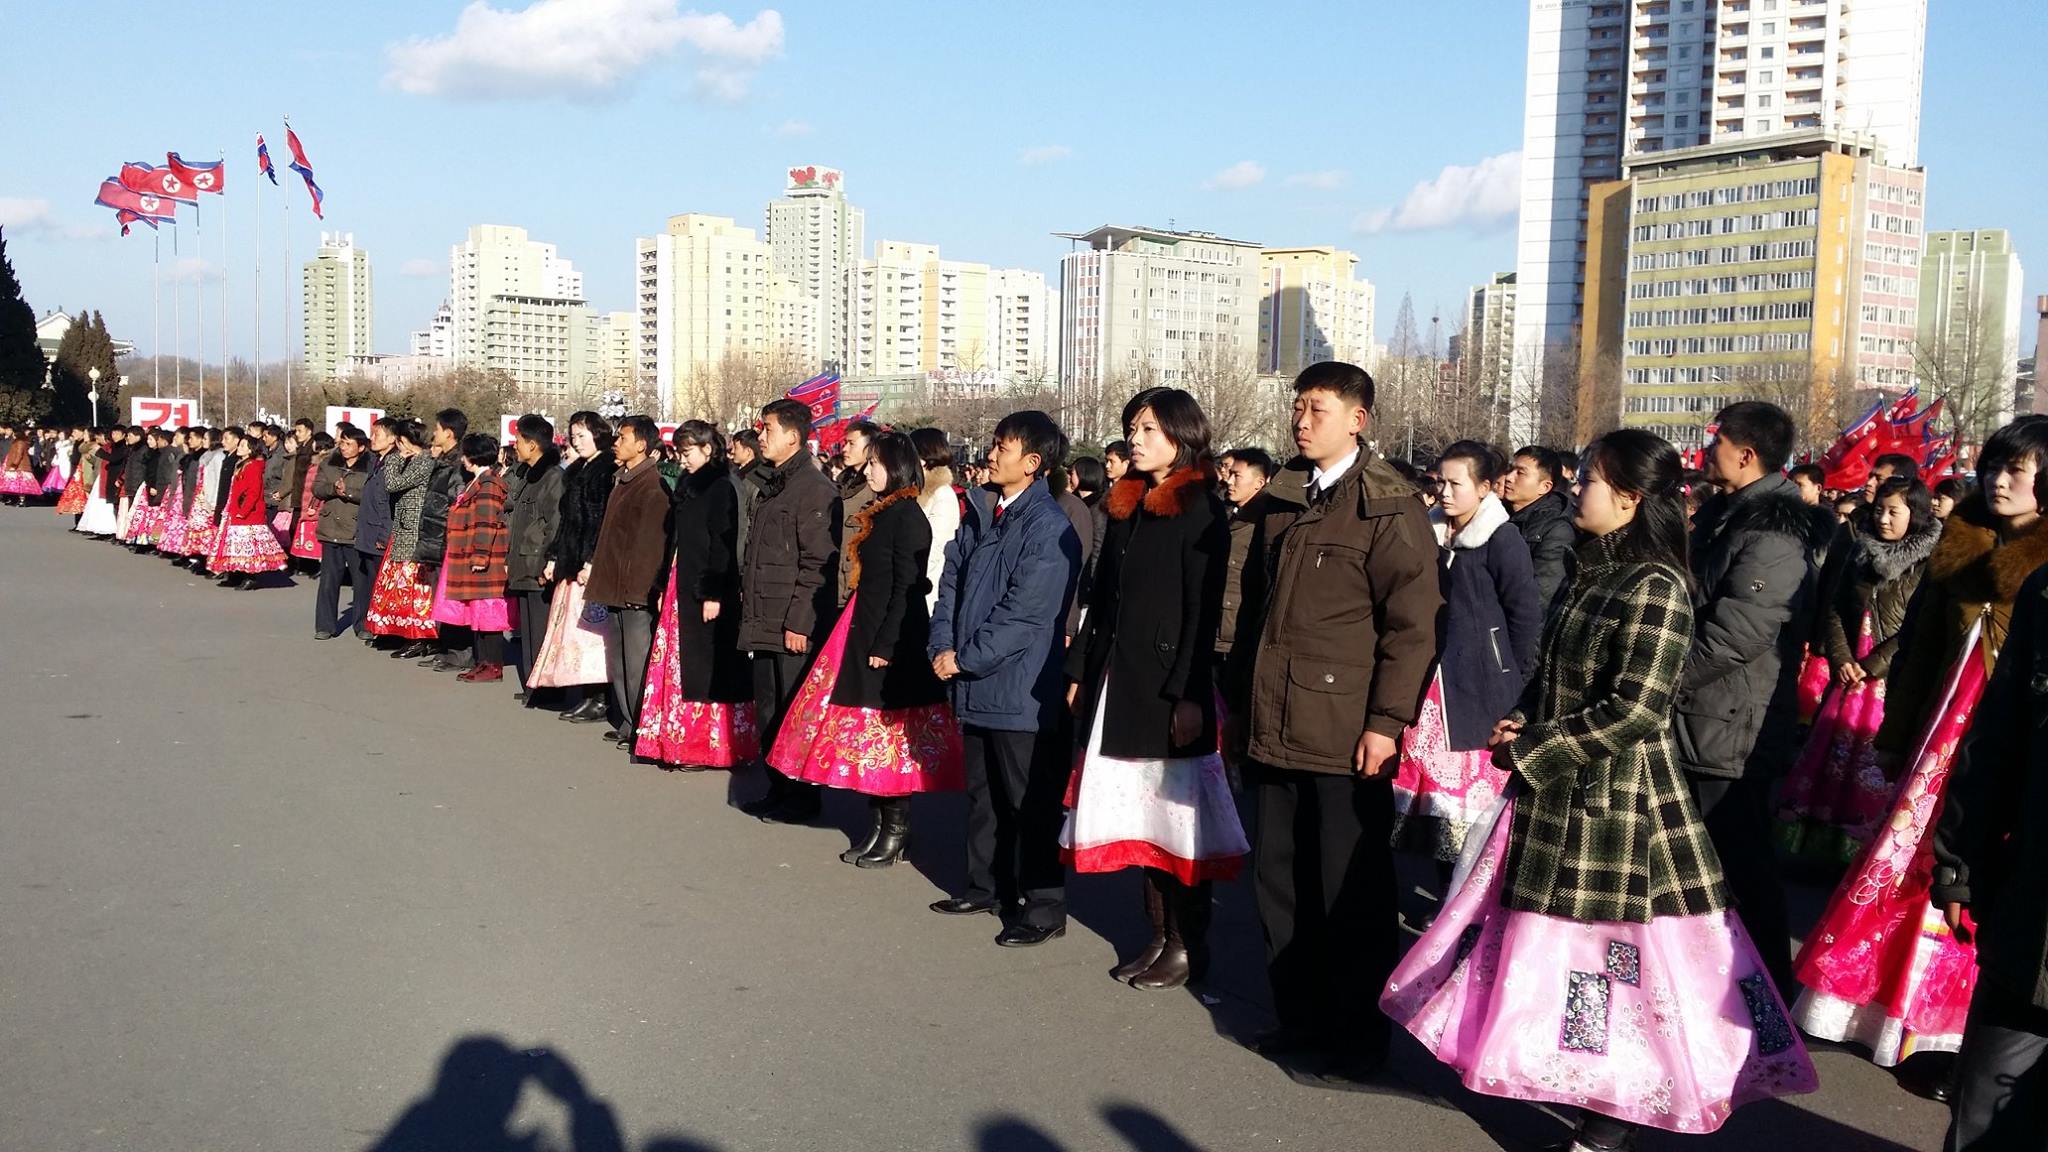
[1232,361,1441,1090]
[738,398,842,822]
[586,416,672,751]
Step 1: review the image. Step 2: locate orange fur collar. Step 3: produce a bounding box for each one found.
[847,486,920,592]
[1106,465,1213,521]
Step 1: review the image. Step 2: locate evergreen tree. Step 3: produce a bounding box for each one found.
[0,226,51,423]
[49,310,89,424]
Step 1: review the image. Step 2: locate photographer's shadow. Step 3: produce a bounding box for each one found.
[367,1035,632,1152]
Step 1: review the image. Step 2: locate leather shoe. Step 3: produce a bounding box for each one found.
[994,922,1066,948]
[313,630,335,641]
[457,662,503,683]
[929,897,998,916]
[394,641,433,660]
[559,698,610,723]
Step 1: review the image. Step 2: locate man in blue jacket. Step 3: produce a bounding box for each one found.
[352,418,399,643]
[928,410,1082,947]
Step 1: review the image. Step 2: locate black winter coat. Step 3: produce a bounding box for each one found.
[668,463,751,703]
[1508,489,1577,615]
[737,451,841,652]
[353,449,395,556]
[123,444,151,499]
[1069,467,1228,760]
[413,451,464,565]
[1815,516,1939,681]
[505,451,565,592]
[1677,472,1832,780]
[178,451,205,514]
[148,445,178,504]
[832,489,946,710]
[545,454,617,577]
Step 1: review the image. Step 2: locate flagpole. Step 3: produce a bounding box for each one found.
[220,149,229,424]
[153,231,162,394]
[253,153,263,420]
[282,188,293,423]
[194,194,203,412]
[173,219,183,401]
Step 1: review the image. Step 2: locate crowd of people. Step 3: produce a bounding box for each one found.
[5,358,2047,1152]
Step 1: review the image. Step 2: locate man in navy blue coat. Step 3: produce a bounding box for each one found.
[928,411,1082,947]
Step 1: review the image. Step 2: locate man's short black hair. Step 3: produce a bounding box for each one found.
[1512,445,1563,489]
[760,398,813,442]
[1713,400,1797,472]
[1872,453,1920,483]
[434,408,469,442]
[731,428,761,454]
[515,414,555,447]
[1222,446,1276,480]
[1292,360,1375,412]
[993,410,1068,479]
[1788,462,1825,486]
[617,415,660,450]
[843,419,880,444]
[292,417,315,433]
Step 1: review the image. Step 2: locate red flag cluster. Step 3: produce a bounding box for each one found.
[89,123,321,237]
[1817,390,1955,489]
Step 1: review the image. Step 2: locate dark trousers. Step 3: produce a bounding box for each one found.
[1251,764,1398,1061]
[513,589,549,685]
[605,606,655,735]
[314,542,360,636]
[961,722,1069,928]
[349,545,380,635]
[752,647,816,796]
[1691,771,1796,998]
[1948,975,2048,1151]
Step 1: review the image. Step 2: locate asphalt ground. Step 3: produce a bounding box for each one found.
[0,507,1953,1151]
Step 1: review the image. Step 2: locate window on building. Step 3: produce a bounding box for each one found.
[1761,46,1775,57]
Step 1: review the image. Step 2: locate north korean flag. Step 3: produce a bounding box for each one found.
[256,134,279,185]
[95,178,178,222]
[119,161,198,204]
[166,152,225,195]
[114,208,161,236]
[284,124,324,218]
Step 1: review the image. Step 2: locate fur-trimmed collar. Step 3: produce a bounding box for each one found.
[847,486,920,591]
[1698,472,1835,552]
[1106,465,1213,521]
[922,465,954,502]
[1856,517,1941,582]
[1432,493,1511,550]
[1927,492,2048,604]
[674,459,728,498]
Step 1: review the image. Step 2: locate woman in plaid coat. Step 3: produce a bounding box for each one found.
[434,434,514,683]
[1382,429,1815,1150]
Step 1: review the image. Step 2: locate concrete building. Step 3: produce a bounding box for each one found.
[1256,246,1375,378]
[480,293,593,403]
[302,232,373,383]
[35,310,133,364]
[636,213,818,419]
[592,310,638,392]
[1512,0,1927,441]
[408,300,454,360]
[449,225,584,368]
[766,166,863,371]
[342,353,444,391]
[1579,130,1925,447]
[986,268,1058,385]
[1466,272,1519,433]
[1917,230,2027,440]
[1056,225,1263,409]
[845,241,994,378]
[2037,296,2048,414]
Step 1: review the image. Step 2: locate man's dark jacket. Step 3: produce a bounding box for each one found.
[1508,489,1577,613]
[737,450,841,651]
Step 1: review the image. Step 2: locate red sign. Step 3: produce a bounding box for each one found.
[128,396,198,430]
[325,405,384,436]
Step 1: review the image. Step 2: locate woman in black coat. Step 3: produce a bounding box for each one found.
[763,431,961,869]
[1064,387,1243,991]
[534,412,618,721]
[635,422,757,769]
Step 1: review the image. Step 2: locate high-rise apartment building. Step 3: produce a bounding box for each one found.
[636,213,793,418]
[986,268,1058,384]
[845,241,994,377]
[1466,272,1519,430]
[408,299,454,361]
[481,293,593,402]
[1918,230,2027,440]
[1579,131,1925,446]
[766,166,863,371]
[592,310,638,393]
[1513,0,1927,441]
[1256,247,1375,378]
[1057,225,1263,408]
[449,225,584,368]
[302,232,373,382]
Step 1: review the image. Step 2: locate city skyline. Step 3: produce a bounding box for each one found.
[0,0,2038,375]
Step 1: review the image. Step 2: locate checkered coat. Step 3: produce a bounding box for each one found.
[1502,531,1732,923]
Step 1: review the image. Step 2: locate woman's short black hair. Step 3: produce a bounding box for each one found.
[866,430,924,494]
[310,431,336,453]
[396,421,428,449]
[568,411,615,451]
[1934,476,1971,501]
[1437,439,1508,485]
[731,428,761,454]
[910,426,952,471]
[673,419,726,464]
[1866,475,1936,539]
[1977,415,2048,499]
[461,433,501,467]
[1069,455,1107,497]
[1120,387,1212,473]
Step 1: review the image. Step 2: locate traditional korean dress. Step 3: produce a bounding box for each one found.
[207,455,290,574]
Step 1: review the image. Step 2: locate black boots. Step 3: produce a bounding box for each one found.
[855,798,909,868]
[1112,870,1170,982]
[1131,878,1212,990]
[558,696,609,723]
[841,800,883,863]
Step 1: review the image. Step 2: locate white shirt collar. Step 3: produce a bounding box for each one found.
[997,489,1024,511]
[1310,447,1360,493]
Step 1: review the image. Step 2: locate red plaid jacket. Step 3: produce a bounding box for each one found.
[443,468,510,602]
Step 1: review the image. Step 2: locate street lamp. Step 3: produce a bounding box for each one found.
[87,367,100,426]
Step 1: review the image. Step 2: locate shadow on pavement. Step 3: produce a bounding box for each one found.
[365,1036,628,1152]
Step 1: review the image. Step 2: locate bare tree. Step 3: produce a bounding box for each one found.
[1914,289,2008,449]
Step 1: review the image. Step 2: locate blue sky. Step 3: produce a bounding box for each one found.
[1,0,2041,367]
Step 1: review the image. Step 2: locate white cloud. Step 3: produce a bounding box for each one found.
[386,0,785,102]
[1284,169,1347,191]
[167,257,221,284]
[774,118,811,137]
[0,198,110,240]
[1018,144,1071,167]
[691,65,751,102]
[1203,160,1265,190]
[1355,150,1522,234]
[400,258,442,278]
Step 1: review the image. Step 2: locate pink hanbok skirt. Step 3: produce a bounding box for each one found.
[0,468,42,496]
[154,482,191,554]
[125,496,169,543]
[1391,671,1509,861]
[1382,798,1819,1133]
[209,522,290,574]
[527,580,610,688]
[634,569,759,769]
[428,563,511,632]
[290,502,323,561]
[768,591,962,795]
[1778,613,1894,864]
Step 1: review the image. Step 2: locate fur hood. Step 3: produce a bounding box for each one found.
[1106,465,1213,521]
[673,458,727,499]
[1432,492,1511,551]
[1855,515,1941,582]
[1703,471,1836,553]
[1927,492,2048,604]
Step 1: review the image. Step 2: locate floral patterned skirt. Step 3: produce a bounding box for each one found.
[208,523,289,574]
[290,501,323,561]
[767,591,963,796]
[1058,675,1247,884]
[1791,622,1985,1067]
[0,467,42,496]
[154,482,189,554]
[181,500,220,558]
[528,580,611,688]
[363,547,439,639]
[54,471,89,515]
[1382,797,1818,1133]
[634,569,759,769]
[1391,670,1509,861]
[125,496,171,543]
[1778,615,1893,865]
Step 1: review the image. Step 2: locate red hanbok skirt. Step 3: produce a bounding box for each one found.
[633,569,759,769]
[363,544,439,639]
[54,471,88,515]
[209,522,290,574]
